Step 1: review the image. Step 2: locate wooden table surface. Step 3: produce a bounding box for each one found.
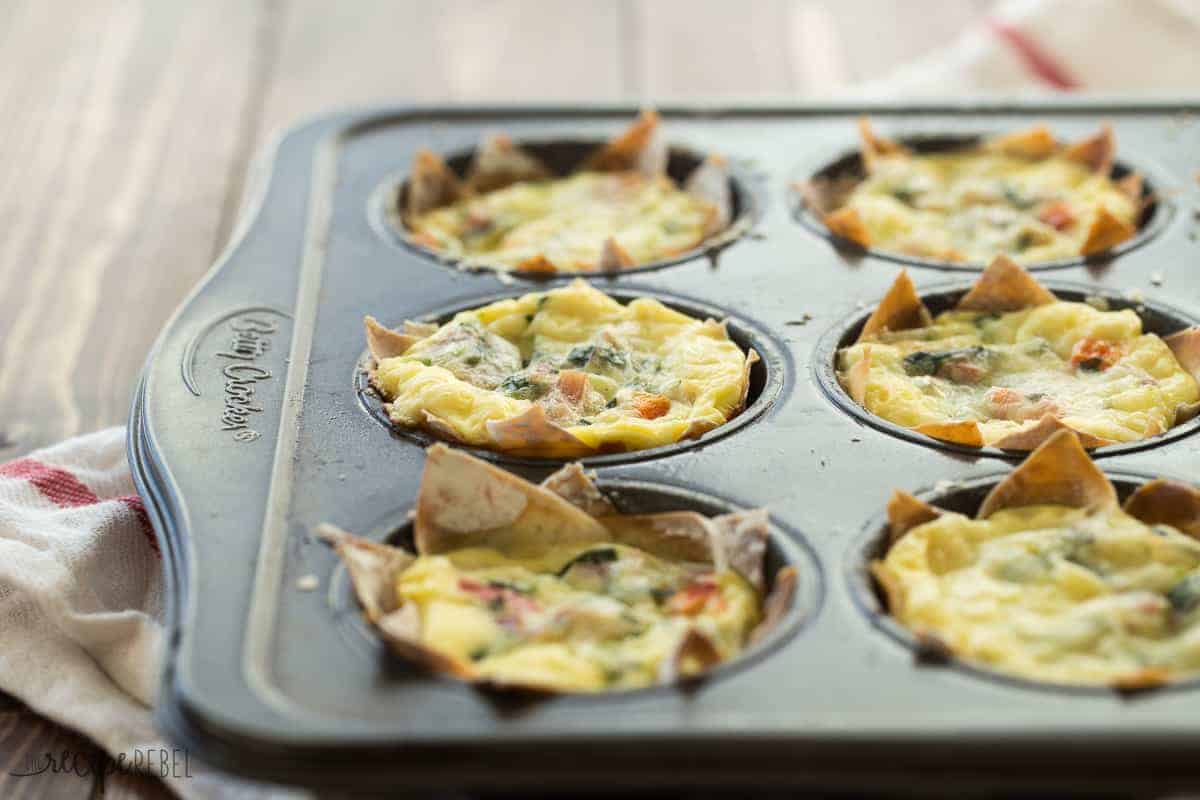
[0,0,991,795]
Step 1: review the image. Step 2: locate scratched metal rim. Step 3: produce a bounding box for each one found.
[791,131,1171,272]
[845,469,1200,696]
[325,478,823,698]
[812,279,1200,460]
[356,282,787,467]
[368,138,761,280]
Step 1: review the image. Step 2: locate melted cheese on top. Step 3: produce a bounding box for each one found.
[877,504,1200,686]
[374,281,749,453]
[408,172,717,272]
[843,151,1137,263]
[397,542,761,691]
[837,301,1199,445]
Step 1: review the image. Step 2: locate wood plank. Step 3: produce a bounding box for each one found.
[240,0,627,249]
[626,0,796,97]
[434,0,625,101]
[784,1,854,93]
[255,0,625,144]
[0,0,265,457]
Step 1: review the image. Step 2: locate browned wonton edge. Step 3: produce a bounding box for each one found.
[402,110,734,272]
[1165,327,1200,423]
[318,444,796,693]
[363,280,759,457]
[872,428,1200,689]
[842,254,1199,451]
[798,118,1138,257]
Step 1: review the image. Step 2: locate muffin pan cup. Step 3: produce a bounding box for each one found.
[796,130,1170,271]
[814,280,1200,459]
[130,101,1200,793]
[382,138,760,277]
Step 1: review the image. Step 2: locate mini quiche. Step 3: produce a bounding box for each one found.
[837,255,1200,450]
[873,429,1200,689]
[319,445,796,693]
[364,279,757,458]
[402,110,732,273]
[800,118,1144,265]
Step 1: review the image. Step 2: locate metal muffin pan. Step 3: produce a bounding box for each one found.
[129,101,1200,793]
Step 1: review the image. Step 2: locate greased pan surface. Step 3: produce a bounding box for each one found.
[130,101,1200,792]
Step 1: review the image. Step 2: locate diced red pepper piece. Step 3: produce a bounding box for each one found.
[631,393,671,420]
[665,578,722,616]
[940,359,986,385]
[458,578,540,614]
[557,369,589,404]
[1037,201,1077,231]
[1070,338,1122,371]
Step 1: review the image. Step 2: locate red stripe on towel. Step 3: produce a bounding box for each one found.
[989,18,1081,91]
[0,458,100,507]
[0,457,159,555]
[117,494,160,554]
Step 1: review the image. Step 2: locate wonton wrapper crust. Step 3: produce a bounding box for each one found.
[684,155,733,238]
[405,149,464,220]
[884,431,1200,544]
[1080,206,1137,256]
[414,443,606,555]
[484,405,590,458]
[990,414,1113,451]
[913,421,984,448]
[794,178,835,217]
[822,207,871,248]
[858,269,932,339]
[1116,172,1144,205]
[321,447,793,693]
[858,117,908,172]
[983,125,1058,159]
[736,348,760,412]
[954,254,1055,312]
[848,257,1150,451]
[1062,124,1116,175]
[1165,327,1200,377]
[843,345,872,406]
[364,315,419,362]
[598,236,635,270]
[1122,479,1200,540]
[977,430,1117,519]
[539,463,617,517]
[582,109,668,177]
[885,490,942,545]
[1165,328,1200,422]
[852,255,1058,345]
[316,524,473,678]
[464,134,552,194]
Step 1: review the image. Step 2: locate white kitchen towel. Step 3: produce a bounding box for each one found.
[0,427,300,799]
[856,0,1200,96]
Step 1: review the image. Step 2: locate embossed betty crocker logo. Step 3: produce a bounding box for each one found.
[216,316,278,442]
